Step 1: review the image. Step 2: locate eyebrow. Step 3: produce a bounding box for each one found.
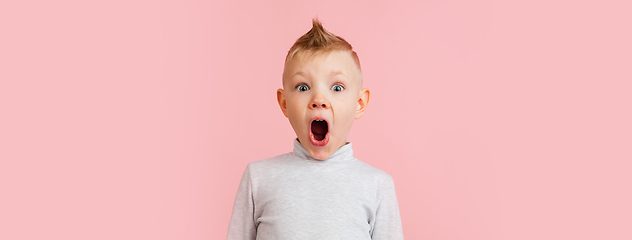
[290,70,348,80]
[329,71,346,77]
[291,71,307,79]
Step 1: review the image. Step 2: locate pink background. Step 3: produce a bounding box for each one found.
[1,0,631,239]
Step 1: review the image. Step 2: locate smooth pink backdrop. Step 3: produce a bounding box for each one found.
[1,0,630,239]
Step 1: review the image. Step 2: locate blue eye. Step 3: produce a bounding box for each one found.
[296,84,309,91]
[331,84,344,92]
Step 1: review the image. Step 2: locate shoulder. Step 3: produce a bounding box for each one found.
[247,152,292,167]
[347,159,399,205]
[351,161,399,203]
[244,152,294,177]
[349,159,395,186]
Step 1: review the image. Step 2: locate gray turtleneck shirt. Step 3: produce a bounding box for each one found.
[227,139,404,240]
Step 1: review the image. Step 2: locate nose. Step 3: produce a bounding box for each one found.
[309,93,329,109]
[311,102,328,108]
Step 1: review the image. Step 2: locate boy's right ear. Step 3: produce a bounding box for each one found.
[277,88,288,118]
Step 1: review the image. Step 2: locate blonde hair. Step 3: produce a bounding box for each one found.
[283,18,362,83]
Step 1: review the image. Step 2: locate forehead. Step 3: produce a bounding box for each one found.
[283,50,361,84]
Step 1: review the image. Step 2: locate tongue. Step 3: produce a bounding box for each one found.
[311,121,328,140]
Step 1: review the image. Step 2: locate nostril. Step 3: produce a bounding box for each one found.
[312,104,317,108]
[321,104,326,108]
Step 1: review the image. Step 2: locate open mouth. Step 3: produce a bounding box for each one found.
[309,119,329,146]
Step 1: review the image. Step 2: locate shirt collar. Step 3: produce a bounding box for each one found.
[292,138,355,162]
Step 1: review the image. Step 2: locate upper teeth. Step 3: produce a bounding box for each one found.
[315,120,325,121]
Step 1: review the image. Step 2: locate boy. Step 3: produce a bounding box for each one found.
[227,19,404,240]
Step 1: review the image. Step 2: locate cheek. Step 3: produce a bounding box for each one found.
[288,103,305,116]
[285,97,302,110]
[334,102,358,123]
[286,101,307,121]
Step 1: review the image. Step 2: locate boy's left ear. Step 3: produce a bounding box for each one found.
[355,88,370,119]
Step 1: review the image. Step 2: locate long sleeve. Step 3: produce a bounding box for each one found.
[371,174,404,240]
[227,164,257,240]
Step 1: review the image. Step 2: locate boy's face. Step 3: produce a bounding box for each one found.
[277,50,370,160]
